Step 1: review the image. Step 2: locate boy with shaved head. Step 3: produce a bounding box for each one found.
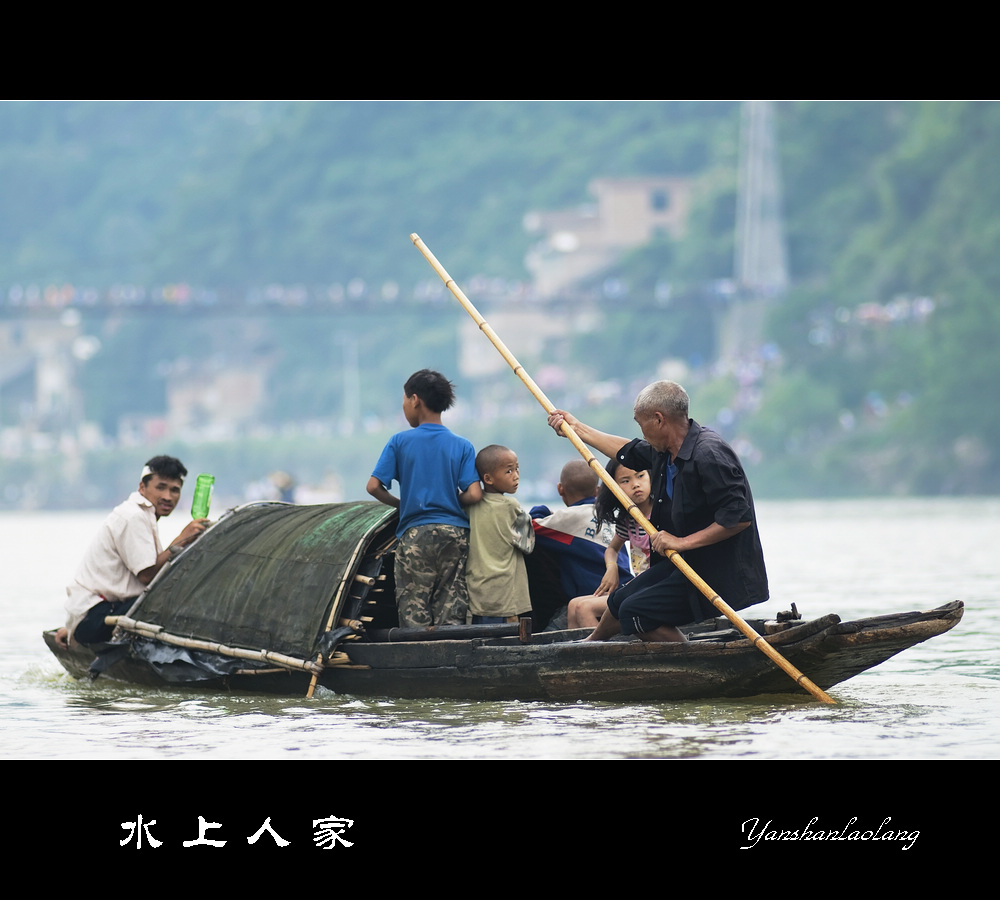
[466,444,534,624]
[526,460,632,630]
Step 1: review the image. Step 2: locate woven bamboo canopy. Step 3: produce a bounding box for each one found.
[129,501,397,662]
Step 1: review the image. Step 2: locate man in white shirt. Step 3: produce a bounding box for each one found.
[55,456,209,648]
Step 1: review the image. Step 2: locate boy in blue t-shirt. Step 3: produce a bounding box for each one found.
[367,370,482,628]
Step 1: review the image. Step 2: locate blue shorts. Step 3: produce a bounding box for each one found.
[607,563,713,635]
[471,615,513,625]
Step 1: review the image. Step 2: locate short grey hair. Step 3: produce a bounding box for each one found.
[633,381,689,422]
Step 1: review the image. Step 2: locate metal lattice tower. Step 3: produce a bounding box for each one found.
[734,101,789,296]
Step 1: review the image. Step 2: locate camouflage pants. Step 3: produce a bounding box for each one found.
[394,524,470,628]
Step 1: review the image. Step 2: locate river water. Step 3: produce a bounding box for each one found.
[4,497,996,763]
[7,498,996,858]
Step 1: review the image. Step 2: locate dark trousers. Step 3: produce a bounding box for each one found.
[74,597,137,645]
[607,563,711,635]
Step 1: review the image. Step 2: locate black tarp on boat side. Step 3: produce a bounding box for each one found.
[124,501,398,661]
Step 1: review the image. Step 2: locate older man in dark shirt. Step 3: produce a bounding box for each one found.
[547,380,767,642]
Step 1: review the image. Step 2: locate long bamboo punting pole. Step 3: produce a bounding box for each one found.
[411,233,835,704]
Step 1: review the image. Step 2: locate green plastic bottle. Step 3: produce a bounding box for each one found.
[191,474,215,519]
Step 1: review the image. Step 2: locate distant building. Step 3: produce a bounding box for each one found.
[167,367,266,438]
[458,311,567,378]
[524,176,693,298]
[0,318,85,432]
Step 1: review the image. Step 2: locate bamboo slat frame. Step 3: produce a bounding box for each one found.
[411,232,835,704]
[108,615,323,676]
[306,526,395,697]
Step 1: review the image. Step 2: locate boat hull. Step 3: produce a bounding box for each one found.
[43,601,964,702]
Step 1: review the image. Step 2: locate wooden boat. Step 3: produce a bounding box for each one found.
[42,500,964,702]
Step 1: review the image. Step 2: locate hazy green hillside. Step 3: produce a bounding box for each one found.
[0,101,736,286]
[763,102,1000,494]
[581,101,1000,495]
[3,100,1000,502]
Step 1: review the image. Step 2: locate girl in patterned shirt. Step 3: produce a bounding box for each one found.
[567,459,653,629]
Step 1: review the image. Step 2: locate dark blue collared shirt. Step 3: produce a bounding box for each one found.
[616,419,768,610]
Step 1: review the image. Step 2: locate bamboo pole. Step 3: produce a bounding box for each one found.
[109,616,323,676]
[411,233,836,704]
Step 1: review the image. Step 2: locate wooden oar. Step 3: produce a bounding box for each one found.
[411,232,836,705]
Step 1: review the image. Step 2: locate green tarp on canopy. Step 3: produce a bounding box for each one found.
[131,501,397,660]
